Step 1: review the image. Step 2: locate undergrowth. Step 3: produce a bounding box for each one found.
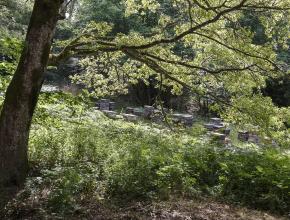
[4,93,290,217]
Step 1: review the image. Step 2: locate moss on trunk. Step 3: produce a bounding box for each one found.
[0,0,62,195]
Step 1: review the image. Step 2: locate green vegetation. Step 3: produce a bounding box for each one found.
[2,94,288,218]
[0,0,290,219]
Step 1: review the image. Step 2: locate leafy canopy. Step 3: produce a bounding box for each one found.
[49,0,290,144]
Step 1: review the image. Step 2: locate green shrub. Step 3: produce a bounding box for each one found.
[27,106,290,215]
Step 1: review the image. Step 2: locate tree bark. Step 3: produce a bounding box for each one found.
[0,0,62,189]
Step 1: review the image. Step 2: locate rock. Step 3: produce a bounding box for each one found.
[213,124,225,130]
[122,113,138,122]
[248,133,259,144]
[97,99,110,111]
[44,70,62,82]
[126,107,134,114]
[154,109,162,114]
[172,113,182,118]
[182,115,194,126]
[238,131,249,142]
[99,103,110,110]
[204,123,225,131]
[204,123,216,131]
[115,114,124,120]
[172,114,194,126]
[41,85,60,93]
[109,102,116,111]
[133,108,143,116]
[210,117,223,125]
[102,110,117,119]
[211,132,226,141]
[66,57,79,67]
[100,99,109,103]
[144,105,155,118]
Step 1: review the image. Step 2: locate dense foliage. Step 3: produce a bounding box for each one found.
[0,0,32,37]
[0,37,22,94]
[49,0,290,146]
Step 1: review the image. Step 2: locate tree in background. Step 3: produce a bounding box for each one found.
[57,0,289,139]
[0,0,33,37]
[233,9,290,107]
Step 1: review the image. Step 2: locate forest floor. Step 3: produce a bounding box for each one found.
[2,197,288,220]
[78,199,288,220]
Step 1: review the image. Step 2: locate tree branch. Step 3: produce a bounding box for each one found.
[121,0,248,50]
[140,51,256,74]
[191,31,282,71]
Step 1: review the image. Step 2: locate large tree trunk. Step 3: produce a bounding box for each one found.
[0,0,62,190]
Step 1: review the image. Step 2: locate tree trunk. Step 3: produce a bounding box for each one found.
[0,0,62,189]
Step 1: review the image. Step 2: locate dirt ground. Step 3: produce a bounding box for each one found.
[3,198,287,220]
[83,199,288,220]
